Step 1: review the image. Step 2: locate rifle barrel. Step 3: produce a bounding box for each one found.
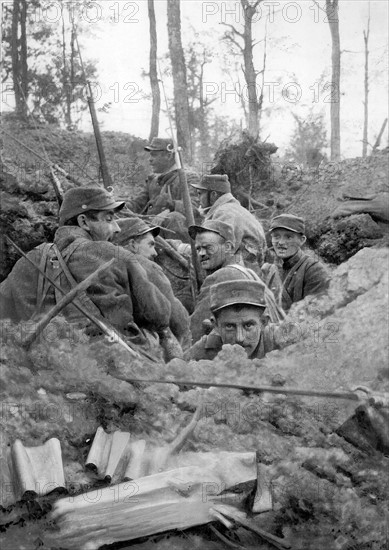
[119,376,360,402]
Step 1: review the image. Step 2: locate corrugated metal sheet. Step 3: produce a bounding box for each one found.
[85,426,258,486]
[1,438,66,507]
[85,426,147,483]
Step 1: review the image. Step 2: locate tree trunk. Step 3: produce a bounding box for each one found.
[362,6,370,158]
[148,0,160,141]
[167,0,191,159]
[257,22,267,133]
[11,0,28,118]
[326,0,341,161]
[11,0,21,115]
[198,59,211,163]
[241,0,261,138]
[61,11,72,129]
[69,12,76,127]
[19,0,27,101]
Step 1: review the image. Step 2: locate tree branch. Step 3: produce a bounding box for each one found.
[223,33,244,53]
[220,22,244,39]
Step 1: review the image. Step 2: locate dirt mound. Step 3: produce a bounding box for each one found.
[0,115,149,280]
[253,151,389,263]
[1,247,388,548]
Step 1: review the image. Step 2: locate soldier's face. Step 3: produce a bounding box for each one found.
[133,233,157,260]
[149,150,174,174]
[195,231,226,273]
[215,305,263,357]
[81,210,121,242]
[271,228,306,259]
[197,189,210,209]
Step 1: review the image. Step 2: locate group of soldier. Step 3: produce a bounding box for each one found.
[0,137,331,362]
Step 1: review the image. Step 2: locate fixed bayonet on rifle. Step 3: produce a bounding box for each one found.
[75,34,113,191]
[157,62,202,297]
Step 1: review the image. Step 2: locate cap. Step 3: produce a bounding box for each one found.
[59,187,125,225]
[113,218,160,245]
[144,137,173,152]
[191,174,231,194]
[188,219,235,244]
[210,280,266,313]
[269,214,305,234]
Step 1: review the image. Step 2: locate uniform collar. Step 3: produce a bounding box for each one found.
[54,225,93,250]
[277,248,303,270]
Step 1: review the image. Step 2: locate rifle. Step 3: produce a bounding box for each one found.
[5,236,160,363]
[75,34,113,191]
[115,376,389,408]
[157,62,202,297]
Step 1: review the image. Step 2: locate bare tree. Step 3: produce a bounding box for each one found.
[222,0,266,138]
[185,38,215,163]
[11,0,28,117]
[61,10,72,129]
[148,0,160,141]
[326,0,341,160]
[167,0,191,157]
[362,2,370,157]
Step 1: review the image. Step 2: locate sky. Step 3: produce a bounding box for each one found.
[3,0,389,159]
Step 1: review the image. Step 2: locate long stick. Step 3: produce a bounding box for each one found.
[2,129,82,187]
[5,236,143,360]
[21,259,115,348]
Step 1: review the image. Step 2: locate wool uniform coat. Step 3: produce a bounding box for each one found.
[203,193,267,265]
[276,249,330,311]
[0,227,171,334]
[134,254,190,347]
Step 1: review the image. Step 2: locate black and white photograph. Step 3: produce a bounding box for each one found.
[0,0,388,548]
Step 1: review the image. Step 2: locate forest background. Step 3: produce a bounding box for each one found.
[1,0,388,168]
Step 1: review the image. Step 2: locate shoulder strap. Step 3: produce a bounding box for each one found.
[54,241,102,316]
[36,243,58,315]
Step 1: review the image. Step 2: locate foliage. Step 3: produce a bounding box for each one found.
[286,110,328,167]
[211,130,278,195]
[2,1,98,126]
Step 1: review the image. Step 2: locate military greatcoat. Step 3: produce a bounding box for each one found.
[0,226,171,334]
[276,249,330,311]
